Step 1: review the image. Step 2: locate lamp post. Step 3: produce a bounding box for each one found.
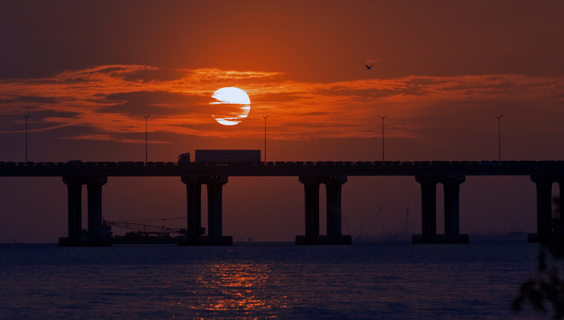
[24,114,30,163]
[496,115,503,162]
[379,115,388,162]
[144,115,150,165]
[262,115,269,164]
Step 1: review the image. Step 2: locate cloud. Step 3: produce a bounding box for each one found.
[99,91,209,116]
[65,134,170,144]
[119,68,188,83]
[0,65,563,143]
[299,112,331,116]
[0,95,61,105]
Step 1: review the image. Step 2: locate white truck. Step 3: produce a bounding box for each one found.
[194,150,261,163]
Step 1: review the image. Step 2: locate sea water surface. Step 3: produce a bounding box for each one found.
[0,242,547,319]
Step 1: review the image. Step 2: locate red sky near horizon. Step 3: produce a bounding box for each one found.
[1,1,564,242]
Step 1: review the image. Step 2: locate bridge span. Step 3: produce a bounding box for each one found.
[2,160,564,246]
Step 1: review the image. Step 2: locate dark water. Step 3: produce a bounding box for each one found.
[0,242,546,319]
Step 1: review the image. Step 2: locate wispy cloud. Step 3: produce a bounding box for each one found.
[1,65,563,142]
[64,134,169,144]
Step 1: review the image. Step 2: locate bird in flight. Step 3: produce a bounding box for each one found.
[365,64,373,70]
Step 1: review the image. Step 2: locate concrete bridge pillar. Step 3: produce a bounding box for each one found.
[326,176,345,237]
[181,176,203,243]
[59,176,109,246]
[62,177,83,245]
[530,175,554,242]
[442,175,465,237]
[558,178,564,234]
[206,176,228,240]
[85,176,107,244]
[413,175,468,244]
[324,176,352,244]
[297,176,321,244]
[180,176,232,245]
[415,176,438,241]
[296,176,351,245]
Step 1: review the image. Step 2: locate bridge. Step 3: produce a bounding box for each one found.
[2,160,564,246]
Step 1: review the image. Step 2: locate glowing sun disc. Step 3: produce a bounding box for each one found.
[210,87,251,126]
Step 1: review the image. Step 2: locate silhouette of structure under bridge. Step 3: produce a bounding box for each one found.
[2,159,564,246]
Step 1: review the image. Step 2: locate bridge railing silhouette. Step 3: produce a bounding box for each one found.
[2,160,564,246]
[3,159,564,175]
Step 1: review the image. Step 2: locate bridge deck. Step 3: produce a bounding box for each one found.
[1,160,564,177]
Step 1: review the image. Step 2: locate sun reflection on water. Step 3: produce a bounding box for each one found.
[186,262,286,318]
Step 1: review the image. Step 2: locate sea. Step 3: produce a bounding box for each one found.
[0,241,553,319]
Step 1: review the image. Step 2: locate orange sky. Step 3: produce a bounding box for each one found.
[1,1,564,242]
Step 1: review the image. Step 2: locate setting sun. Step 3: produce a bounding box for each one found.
[210,87,251,126]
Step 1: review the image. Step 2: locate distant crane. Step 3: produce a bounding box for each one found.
[397,204,410,235]
[357,205,384,239]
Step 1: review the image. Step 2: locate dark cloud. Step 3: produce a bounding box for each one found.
[97,91,210,116]
[87,66,131,75]
[0,95,61,105]
[321,86,430,100]
[299,112,330,116]
[53,66,140,84]
[172,123,218,131]
[253,92,312,104]
[119,68,187,83]
[443,79,515,93]
[28,109,80,120]
[0,108,79,133]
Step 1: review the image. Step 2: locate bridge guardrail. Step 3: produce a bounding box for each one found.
[3,160,564,177]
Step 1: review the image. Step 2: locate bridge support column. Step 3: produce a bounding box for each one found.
[325,176,352,244]
[529,175,555,243]
[442,175,469,243]
[206,176,231,244]
[413,176,437,243]
[85,176,108,245]
[59,176,110,246]
[443,176,463,235]
[296,176,351,245]
[61,177,83,246]
[179,176,232,246]
[413,175,468,244]
[558,179,564,235]
[296,176,320,244]
[180,177,203,244]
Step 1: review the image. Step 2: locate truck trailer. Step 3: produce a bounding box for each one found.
[194,150,261,163]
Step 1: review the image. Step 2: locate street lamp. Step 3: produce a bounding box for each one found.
[496,115,503,162]
[24,114,30,163]
[262,115,269,164]
[379,115,388,162]
[144,115,150,164]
